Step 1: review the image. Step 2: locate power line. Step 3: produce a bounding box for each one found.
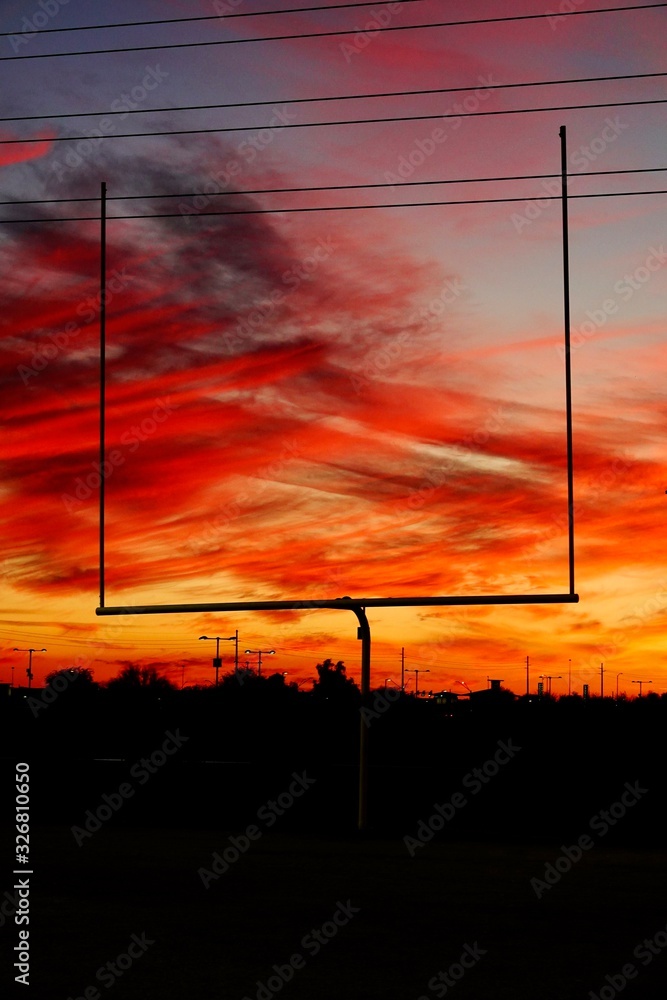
[1,71,664,124]
[2,189,664,225]
[0,0,439,36]
[2,98,665,145]
[2,167,665,208]
[1,4,665,61]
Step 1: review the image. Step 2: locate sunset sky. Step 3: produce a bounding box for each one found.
[1,0,666,695]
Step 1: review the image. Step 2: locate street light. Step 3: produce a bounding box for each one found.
[406,668,429,697]
[13,648,46,689]
[632,679,652,696]
[455,680,472,695]
[199,632,239,686]
[539,674,562,696]
[616,672,623,699]
[244,648,275,677]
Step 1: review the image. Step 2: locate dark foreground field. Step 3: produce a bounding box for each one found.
[4,821,667,1000]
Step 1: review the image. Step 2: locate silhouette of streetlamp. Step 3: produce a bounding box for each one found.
[632,679,652,696]
[244,648,275,677]
[455,680,472,695]
[13,648,46,689]
[406,668,429,697]
[539,674,562,696]
[616,672,623,699]
[199,632,239,686]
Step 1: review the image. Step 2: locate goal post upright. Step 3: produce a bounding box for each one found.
[95,129,579,831]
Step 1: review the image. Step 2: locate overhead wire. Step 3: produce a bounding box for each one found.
[1,4,665,60]
[2,189,665,225]
[0,0,445,36]
[1,71,664,123]
[2,98,666,145]
[1,167,665,208]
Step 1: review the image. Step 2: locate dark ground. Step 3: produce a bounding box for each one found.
[2,692,667,998]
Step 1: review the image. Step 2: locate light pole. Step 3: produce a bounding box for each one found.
[455,680,472,695]
[199,632,239,686]
[616,672,623,699]
[13,648,46,689]
[632,679,652,696]
[406,668,429,697]
[539,674,562,696]
[244,648,275,677]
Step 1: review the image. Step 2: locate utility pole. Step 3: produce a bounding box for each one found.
[526,655,530,696]
[600,662,605,699]
[401,646,405,692]
[568,658,571,696]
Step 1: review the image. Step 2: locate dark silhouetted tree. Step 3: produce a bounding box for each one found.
[311,658,360,705]
[107,664,176,696]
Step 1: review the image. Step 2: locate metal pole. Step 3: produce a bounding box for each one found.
[99,181,107,608]
[559,126,576,596]
[526,655,529,696]
[401,646,405,691]
[351,606,371,832]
